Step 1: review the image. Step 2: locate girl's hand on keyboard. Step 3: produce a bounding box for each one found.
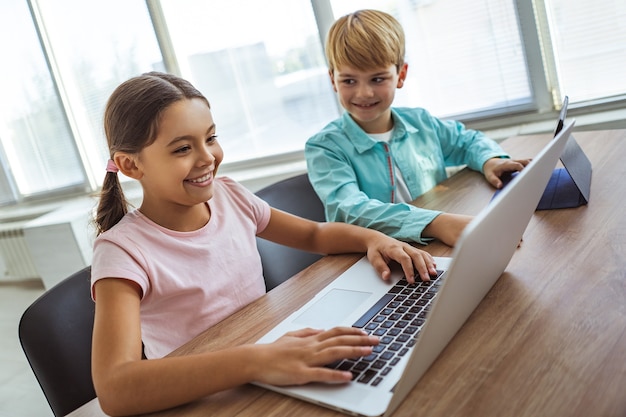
[253,327,379,386]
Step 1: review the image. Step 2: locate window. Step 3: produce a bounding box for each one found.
[159,0,338,163]
[329,0,532,118]
[329,0,626,112]
[542,0,626,103]
[0,1,86,204]
[0,0,624,207]
[0,0,162,206]
[34,0,163,188]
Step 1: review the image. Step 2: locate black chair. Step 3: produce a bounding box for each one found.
[255,173,326,291]
[18,266,96,417]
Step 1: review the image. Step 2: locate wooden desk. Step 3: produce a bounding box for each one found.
[70,130,626,417]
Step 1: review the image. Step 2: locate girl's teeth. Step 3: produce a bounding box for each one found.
[188,174,210,183]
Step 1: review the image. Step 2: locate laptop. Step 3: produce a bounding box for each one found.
[254,119,576,417]
[494,96,591,209]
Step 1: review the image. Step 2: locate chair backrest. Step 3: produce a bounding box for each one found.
[255,173,326,291]
[18,266,95,417]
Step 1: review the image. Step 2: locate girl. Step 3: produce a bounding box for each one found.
[91,71,437,416]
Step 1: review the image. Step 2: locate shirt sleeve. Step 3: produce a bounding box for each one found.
[430,115,509,172]
[91,238,150,300]
[305,140,441,245]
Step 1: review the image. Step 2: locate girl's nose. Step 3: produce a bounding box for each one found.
[198,146,215,166]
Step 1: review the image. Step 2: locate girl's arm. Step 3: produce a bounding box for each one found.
[257,208,438,283]
[92,278,377,416]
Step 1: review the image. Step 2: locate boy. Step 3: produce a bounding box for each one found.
[305,9,528,247]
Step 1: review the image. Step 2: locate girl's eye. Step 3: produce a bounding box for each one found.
[207,134,218,144]
[174,145,191,154]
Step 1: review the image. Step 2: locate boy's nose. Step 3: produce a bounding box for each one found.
[357,84,374,97]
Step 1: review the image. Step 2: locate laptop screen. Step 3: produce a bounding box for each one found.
[553,96,569,137]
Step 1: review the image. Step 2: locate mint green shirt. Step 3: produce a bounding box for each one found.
[305,107,508,244]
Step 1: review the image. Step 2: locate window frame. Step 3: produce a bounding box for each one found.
[1,0,625,209]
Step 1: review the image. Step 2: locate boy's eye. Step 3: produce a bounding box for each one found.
[341,79,355,85]
[372,77,386,83]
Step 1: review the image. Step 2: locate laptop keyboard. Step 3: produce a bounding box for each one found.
[326,270,445,387]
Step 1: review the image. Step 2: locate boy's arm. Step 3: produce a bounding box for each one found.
[431,115,509,172]
[305,141,440,245]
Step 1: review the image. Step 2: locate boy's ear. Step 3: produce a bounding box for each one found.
[329,69,338,92]
[397,63,409,89]
[114,152,142,180]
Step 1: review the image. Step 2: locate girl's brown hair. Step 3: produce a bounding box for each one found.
[94,72,209,235]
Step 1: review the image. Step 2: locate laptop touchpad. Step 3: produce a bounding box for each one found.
[293,289,371,329]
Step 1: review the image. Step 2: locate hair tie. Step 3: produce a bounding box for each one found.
[106,159,119,173]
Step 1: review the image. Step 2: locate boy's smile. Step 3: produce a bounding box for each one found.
[330,63,407,134]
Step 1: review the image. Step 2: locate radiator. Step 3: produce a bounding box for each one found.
[0,222,39,280]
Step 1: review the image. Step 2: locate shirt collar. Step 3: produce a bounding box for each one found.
[341,109,419,153]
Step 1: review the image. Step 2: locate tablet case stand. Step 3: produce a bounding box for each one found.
[493,134,591,210]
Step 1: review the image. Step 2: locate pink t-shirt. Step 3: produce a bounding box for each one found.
[91,177,271,358]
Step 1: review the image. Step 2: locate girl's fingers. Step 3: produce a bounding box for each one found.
[284,327,325,338]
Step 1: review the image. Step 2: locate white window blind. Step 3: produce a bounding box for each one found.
[544,0,626,104]
[329,0,533,118]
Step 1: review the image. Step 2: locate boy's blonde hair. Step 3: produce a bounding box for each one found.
[325,9,405,73]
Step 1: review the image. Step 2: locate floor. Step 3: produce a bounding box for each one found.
[0,278,54,417]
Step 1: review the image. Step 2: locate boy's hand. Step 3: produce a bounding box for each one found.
[365,237,438,283]
[483,157,531,189]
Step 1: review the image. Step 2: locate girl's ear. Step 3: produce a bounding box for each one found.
[114,152,142,179]
[397,63,408,89]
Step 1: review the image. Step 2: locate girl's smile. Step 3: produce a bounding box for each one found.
[185,171,214,186]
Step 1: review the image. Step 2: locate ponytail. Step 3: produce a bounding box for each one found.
[94,169,128,235]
